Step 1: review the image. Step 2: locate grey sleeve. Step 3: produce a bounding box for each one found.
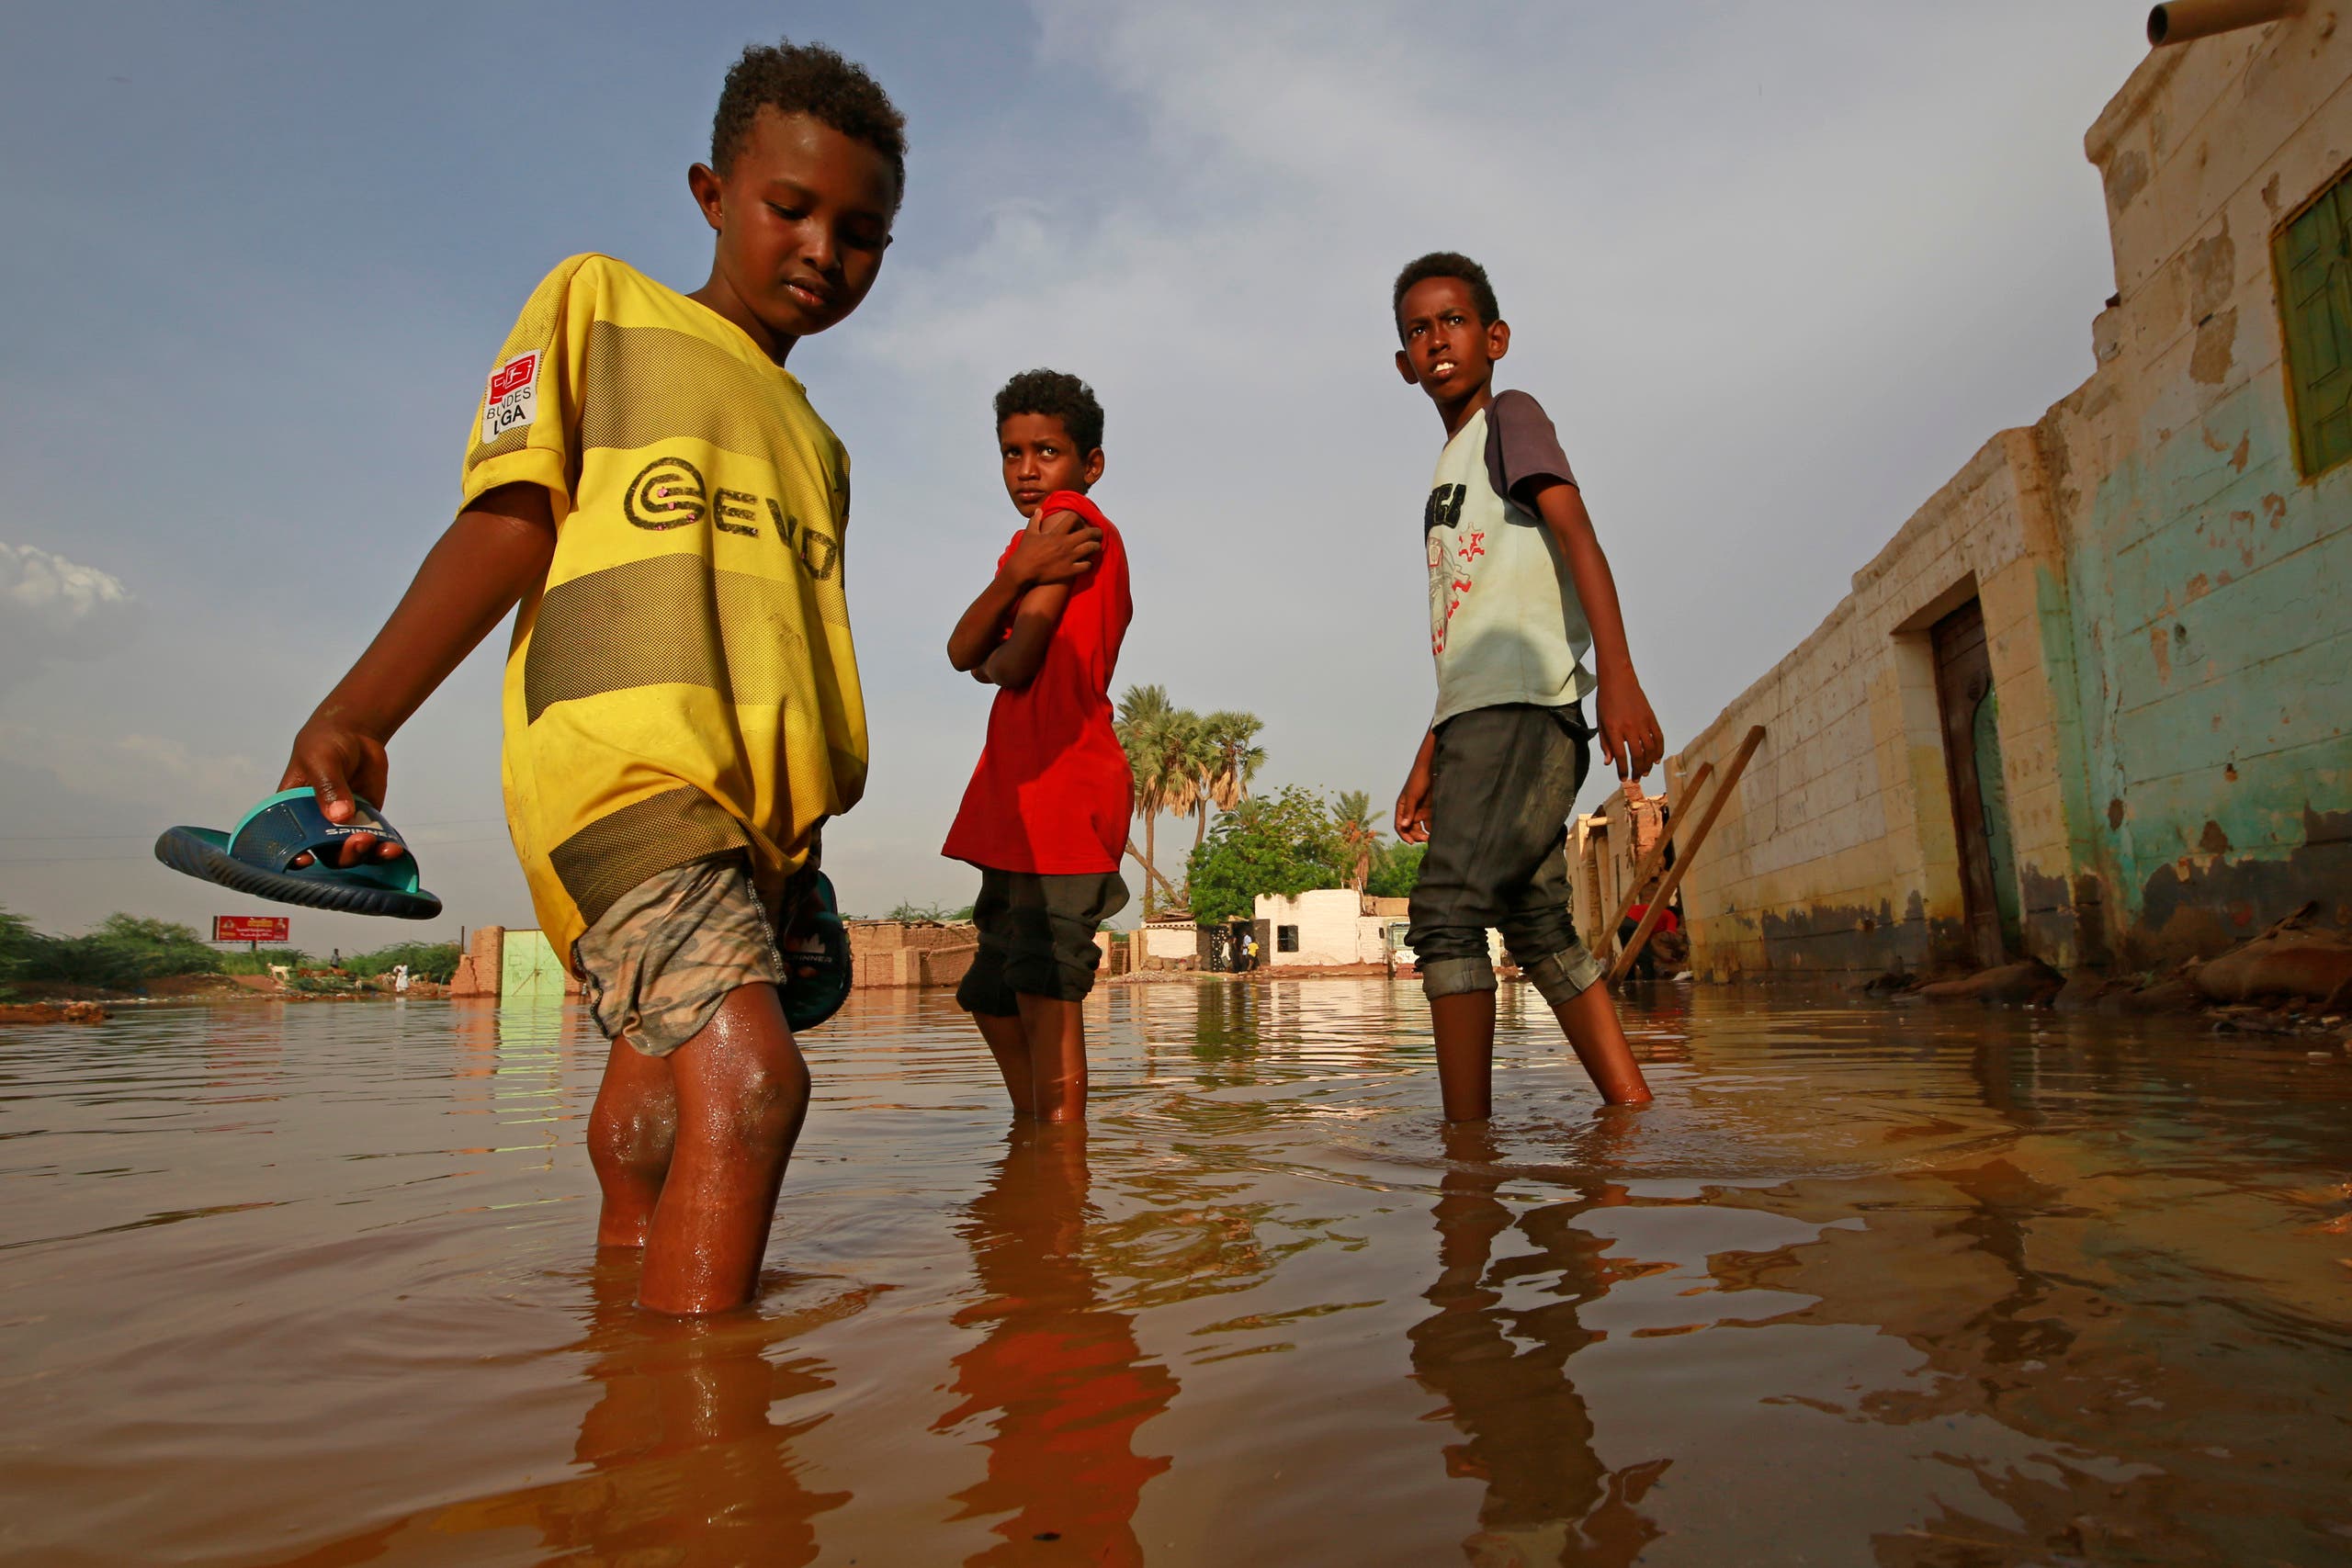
[1484,389,1577,508]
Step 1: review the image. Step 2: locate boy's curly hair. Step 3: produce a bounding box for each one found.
[1392,252,1500,337]
[994,368,1104,456]
[711,39,908,211]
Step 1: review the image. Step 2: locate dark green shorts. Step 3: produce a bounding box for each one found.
[956,868,1131,1016]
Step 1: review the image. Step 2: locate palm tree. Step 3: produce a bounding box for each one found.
[1115,685,1201,919]
[1334,789,1381,893]
[1199,710,1265,829]
[1177,721,1224,852]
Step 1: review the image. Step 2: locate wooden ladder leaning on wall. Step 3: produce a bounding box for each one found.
[1608,724,1767,986]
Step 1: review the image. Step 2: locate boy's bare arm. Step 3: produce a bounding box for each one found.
[1523,479,1665,779]
[1394,727,1438,842]
[979,581,1074,690]
[278,482,557,863]
[945,508,1102,671]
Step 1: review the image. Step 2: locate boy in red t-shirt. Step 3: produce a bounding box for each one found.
[944,370,1135,1122]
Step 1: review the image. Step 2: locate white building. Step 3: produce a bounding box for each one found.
[1253,890,1409,967]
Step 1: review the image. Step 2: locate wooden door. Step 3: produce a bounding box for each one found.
[1930,601,2012,968]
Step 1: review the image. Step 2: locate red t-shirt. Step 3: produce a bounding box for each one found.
[943,491,1135,874]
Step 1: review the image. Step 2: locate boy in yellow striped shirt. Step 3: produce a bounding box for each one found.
[267,41,987,1314]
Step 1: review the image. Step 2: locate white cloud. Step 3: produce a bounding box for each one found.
[834,0,2147,909]
[1,541,131,624]
[0,541,139,687]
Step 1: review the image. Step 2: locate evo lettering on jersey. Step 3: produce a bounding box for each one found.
[625,456,707,529]
[481,352,540,444]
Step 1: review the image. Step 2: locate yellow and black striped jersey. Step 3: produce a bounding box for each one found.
[461,254,865,965]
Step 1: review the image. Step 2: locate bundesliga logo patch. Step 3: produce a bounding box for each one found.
[481,351,539,443]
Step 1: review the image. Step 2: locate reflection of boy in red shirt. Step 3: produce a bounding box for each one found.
[944,370,1134,1122]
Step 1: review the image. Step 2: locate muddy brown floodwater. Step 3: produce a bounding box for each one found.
[3,982,2348,1566]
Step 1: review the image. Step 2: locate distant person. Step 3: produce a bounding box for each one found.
[1617,894,1679,981]
[1242,931,1259,972]
[943,370,1132,1121]
[268,40,908,1312]
[1387,253,1662,1119]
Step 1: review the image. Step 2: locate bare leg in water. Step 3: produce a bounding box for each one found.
[1430,984,1650,1123]
[583,983,810,1313]
[976,996,1089,1122]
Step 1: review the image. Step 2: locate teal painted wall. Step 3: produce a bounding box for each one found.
[2057,362,2352,962]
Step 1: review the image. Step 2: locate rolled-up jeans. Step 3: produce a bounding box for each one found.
[1407,703,1606,1006]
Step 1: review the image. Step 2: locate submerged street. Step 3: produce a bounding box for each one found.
[4,983,2348,1566]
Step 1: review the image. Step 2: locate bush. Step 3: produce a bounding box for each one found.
[344,942,462,984]
[26,914,223,990]
[218,948,313,975]
[0,907,40,987]
[887,899,974,923]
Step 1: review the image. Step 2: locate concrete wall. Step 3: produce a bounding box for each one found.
[1141,921,1196,962]
[1679,13,2352,981]
[848,920,978,988]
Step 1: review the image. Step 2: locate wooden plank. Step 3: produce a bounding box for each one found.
[1610,728,1765,984]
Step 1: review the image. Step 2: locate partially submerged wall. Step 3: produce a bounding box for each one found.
[1679,13,2352,981]
[1677,433,2082,978]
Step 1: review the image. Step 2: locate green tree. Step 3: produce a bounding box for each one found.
[1365,840,1426,898]
[1182,786,1351,923]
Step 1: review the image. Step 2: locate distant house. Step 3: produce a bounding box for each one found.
[1139,913,1198,966]
[1252,890,1409,967]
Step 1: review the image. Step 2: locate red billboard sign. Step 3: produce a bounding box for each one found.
[214,916,291,943]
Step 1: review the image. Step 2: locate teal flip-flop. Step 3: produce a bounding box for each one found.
[154,788,444,920]
[781,872,852,1032]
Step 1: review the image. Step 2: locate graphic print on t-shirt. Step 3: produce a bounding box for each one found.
[1423,480,1486,656]
[1419,397,1594,725]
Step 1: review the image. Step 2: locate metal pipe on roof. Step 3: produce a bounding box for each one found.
[2147,0,2305,47]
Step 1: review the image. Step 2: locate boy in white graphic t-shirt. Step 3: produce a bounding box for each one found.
[1388,251,1664,1119]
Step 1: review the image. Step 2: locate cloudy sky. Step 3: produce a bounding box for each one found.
[0,1,2149,951]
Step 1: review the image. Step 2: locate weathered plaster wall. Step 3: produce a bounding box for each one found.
[2059,15,2352,963]
[1679,11,2352,981]
[1676,434,2075,979]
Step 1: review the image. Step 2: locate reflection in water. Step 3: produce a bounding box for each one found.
[514,1258,854,1564]
[1411,1127,1663,1566]
[5,984,2349,1565]
[935,1126,1176,1564]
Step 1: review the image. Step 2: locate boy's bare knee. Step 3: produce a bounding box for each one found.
[716,1045,808,1152]
[589,1094,677,1177]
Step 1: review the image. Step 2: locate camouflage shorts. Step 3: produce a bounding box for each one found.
[573,856,788,1057]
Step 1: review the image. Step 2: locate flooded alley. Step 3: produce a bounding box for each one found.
[4,983,2348,1566]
